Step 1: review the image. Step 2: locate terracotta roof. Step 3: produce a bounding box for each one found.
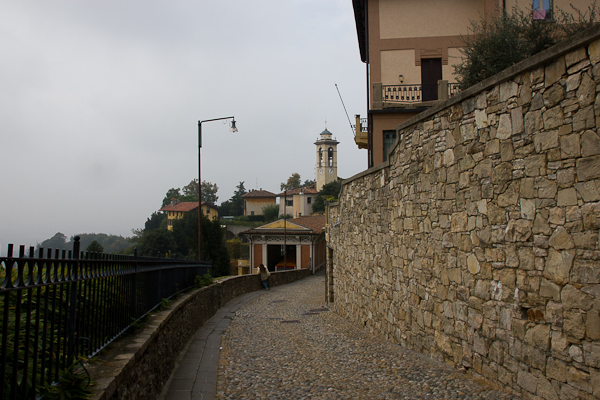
[276,185,318,197]
[159,201,215,213]
[242,215,326,236]
[242,189,277,198]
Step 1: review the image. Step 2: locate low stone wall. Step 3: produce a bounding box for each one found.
[328,27,600,399]
[88,269,309,400]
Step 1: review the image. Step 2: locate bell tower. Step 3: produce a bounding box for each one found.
[315,128,339,191]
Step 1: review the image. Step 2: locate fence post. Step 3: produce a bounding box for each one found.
[132,248,138,319]
[438,80,449,101]
[67,236,80,367]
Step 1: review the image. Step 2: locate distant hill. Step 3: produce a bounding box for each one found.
[37,232,133,255]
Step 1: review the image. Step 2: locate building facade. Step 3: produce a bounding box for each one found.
[159,199,218,230]
[277,185,318,218]
[352,0,592,168]
[242,189,277,216]
[243,215,326,274]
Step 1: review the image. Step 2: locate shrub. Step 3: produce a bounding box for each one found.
[454,2,599,89]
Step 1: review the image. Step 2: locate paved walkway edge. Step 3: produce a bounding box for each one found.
[158,288,271,400]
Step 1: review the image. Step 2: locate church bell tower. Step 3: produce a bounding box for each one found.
[315,128,339,192]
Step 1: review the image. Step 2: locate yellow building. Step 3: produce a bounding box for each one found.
[352,0,589,167]
[159,199,218,230]
[241,189,277,216]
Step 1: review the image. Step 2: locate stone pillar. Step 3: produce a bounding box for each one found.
[296,244,302,269]
[262,244,268,270]
[438,80,448,101]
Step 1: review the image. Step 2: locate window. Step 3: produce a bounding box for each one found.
[307,197,312,204]
[319,148,323,167]
[328,147,334,167]
[533,0,551,20]
[251,211,255,216]
[286,200,293,207]
[383,130,397,162]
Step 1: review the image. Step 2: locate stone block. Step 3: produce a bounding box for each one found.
[567,366,593,394]
[525,323,550,351]
[577,155,600,181]
[545,56,566,87]
[589,37,600,65]
[560,133,580,159]
[540,279,561,300]
[577,73,596,107]
[537,375,559,400]
[544,84,566,108]
[525,109,543,135]
[543,106,565,130]
[561,284,593,310]
[547,357,567,382]
[564,310,586,340]
[573,105,595,131]
[548,226,575,250]
[543,249,575,285]
[581,130,600,157]
[517,370,538,394]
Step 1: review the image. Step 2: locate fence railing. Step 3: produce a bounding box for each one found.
[381,82,461,103]
[0,236,211,400]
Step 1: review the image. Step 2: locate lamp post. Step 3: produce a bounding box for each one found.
[198,117,238,261]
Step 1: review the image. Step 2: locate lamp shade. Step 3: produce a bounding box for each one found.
[230,119,238,133]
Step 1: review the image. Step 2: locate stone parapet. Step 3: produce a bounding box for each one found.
[328,26,600,399]
[88,269,310,400]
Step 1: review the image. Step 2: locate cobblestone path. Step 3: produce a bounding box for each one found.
[216,273,519,399]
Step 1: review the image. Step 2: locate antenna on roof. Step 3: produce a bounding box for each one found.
[335,83,354,137]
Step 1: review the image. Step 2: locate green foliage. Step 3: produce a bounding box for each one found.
[145,211,166,231]
[312,179,342,212]
[455,3,600,89]
[160,298,171,309]
[219,181,246,216]
[201,215,230,277]
[261,204,280,222]
[280,172,302,191]
[86,240,104,253]
[194,273,214,288]
[303,179,316,187]
[226,238,242,259]
[38,232,69,251]
[37,233,131,254]
[138,229,177,257]
[39,361,92,400]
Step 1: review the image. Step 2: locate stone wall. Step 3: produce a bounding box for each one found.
[89,269,310,400]
[327,27,600,399]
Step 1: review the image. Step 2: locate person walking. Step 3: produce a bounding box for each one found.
[258,264,270,290]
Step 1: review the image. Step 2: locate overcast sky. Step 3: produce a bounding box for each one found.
[0,1,367,249]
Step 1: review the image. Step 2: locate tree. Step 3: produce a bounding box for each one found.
[454,3,599,89]
[261,204,280,222]
[138,229,177,257]
[37,232,69,251]
[303,179,316,187]
[280,173,302,191]
[171,209,230,275]
[145,212,166,231]
[162,187,182,207]
[201,180,219,204]
[312,179,343,212]
[86,240,104,253]
[181,179,219,204]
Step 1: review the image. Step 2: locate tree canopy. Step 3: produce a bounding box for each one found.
[161,179,218,207]
[312,179,343,213]
[219,181,246,217]
[280,173,302,191]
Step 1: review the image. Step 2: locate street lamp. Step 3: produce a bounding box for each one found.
[198,117,238,261]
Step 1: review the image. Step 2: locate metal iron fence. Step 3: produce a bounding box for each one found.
[0,236,211,400]
[382,83,462,103]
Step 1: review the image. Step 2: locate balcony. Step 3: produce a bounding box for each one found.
[374,81,460,109]
[352,115,368,149]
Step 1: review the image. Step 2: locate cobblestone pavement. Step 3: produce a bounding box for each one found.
[217,273,520,400]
